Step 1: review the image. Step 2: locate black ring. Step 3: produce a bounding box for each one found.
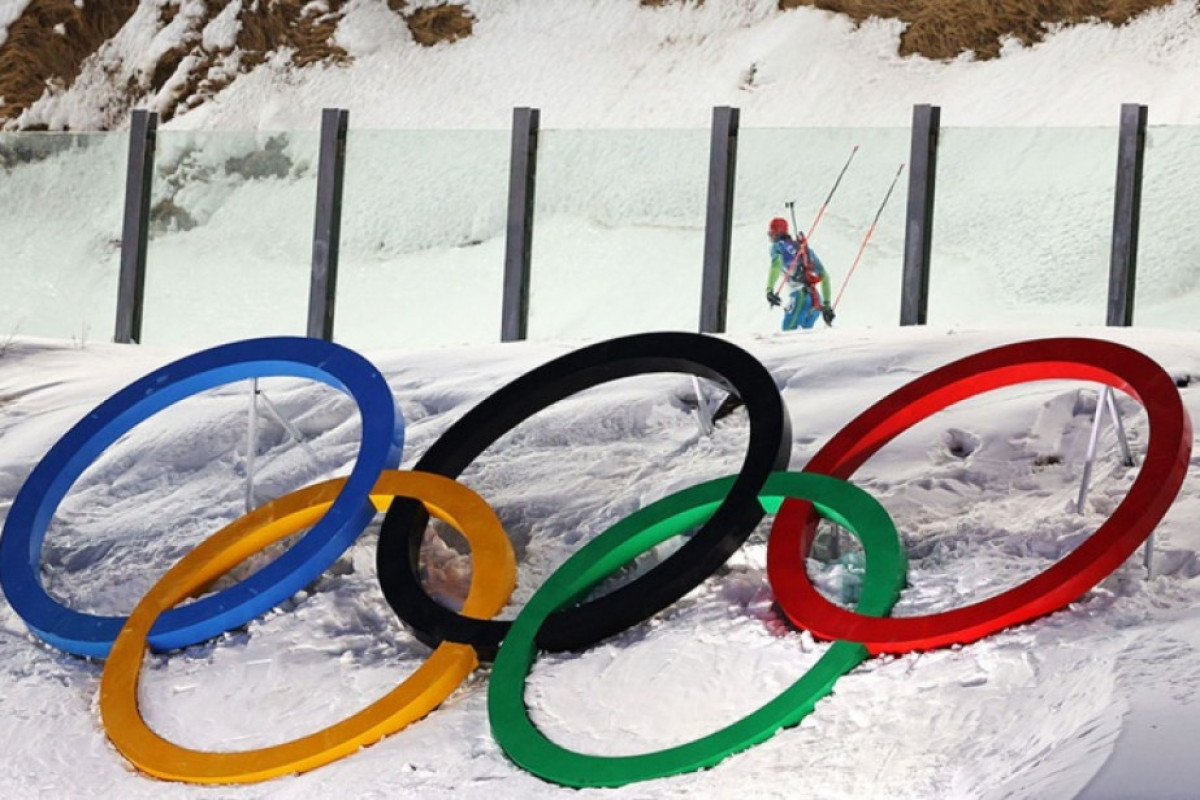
[376,332,791,660]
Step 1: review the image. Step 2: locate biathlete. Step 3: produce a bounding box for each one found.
[765,216,834,331]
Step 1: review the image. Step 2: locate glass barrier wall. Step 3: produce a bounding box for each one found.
[0,132,125,342]
[929,127,1117,328]
[3,122,1199,349]
[140,130,320,346]
[528,129,710,341]
[1137,126,1200,329]
[336,129,509,350]
[730,127,910,334]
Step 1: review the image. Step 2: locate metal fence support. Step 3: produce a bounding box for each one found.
[900,104,940,326]
[114,109,158,344]
[307,108,349,341]
[501,107,539,342]
[1108,103,1148,326]
[699,106,739,334]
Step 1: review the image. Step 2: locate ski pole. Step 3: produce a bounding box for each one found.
[775,145,859,295]
[832,162,905,312]
[805,144,859,240]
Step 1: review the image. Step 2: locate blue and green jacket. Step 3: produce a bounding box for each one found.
[767,235,831,306]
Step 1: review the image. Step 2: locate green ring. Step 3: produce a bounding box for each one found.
[488,471,907,788]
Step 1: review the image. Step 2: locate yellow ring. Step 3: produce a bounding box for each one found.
[99,470,516,784]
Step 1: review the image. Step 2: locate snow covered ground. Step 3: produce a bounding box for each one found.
[3,1,1200,797]
[2,325,1199,798]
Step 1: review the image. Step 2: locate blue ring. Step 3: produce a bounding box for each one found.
[0,337,403,657]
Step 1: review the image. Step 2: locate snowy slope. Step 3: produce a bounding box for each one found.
[14,0,1200,131]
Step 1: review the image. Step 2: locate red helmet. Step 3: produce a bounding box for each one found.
[768,217,788,238]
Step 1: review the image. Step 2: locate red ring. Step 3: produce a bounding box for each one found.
[768,338,1192,655]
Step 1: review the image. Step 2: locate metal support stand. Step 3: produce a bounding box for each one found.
[245,378,259,512]
[1144,527,1157,579]
[1075,386,1149,575]
[691,376,715,437]
[257,391,320,464]
[243,379,320,512]
[813,521,842,562]
[1105,387,1135,468]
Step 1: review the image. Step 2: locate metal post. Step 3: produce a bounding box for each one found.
[1076,384,1149,574]
[244,379,322,512]
[501,107,539,342]
[1104,387,1135,468]
[900,104,939,326]
[691,376,714,437]
[114,109,157,344]
[307,108,349,341]
[1107,103,1148,326]
[1076,385,1136,511]
[245,378,258,513]
[1076,387,1110,514]
[1101,385,1149,573]
[257,390,320,464]
[699,106,739,333]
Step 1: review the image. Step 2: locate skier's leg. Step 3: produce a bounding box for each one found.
[798,293,820,329]
[782,289,803,330]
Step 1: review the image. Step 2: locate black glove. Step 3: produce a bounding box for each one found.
[766,290,781,308]
[821,306,835,325]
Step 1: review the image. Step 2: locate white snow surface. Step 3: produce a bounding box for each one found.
[2,326,1200,798]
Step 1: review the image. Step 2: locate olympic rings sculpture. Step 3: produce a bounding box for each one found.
[0,332,1190,789]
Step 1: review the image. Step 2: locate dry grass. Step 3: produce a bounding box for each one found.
[779,0,1182,60]
[406,3,475,47]
[235,0,353,69]
[0,0,139,127]
[146,0,358,122]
